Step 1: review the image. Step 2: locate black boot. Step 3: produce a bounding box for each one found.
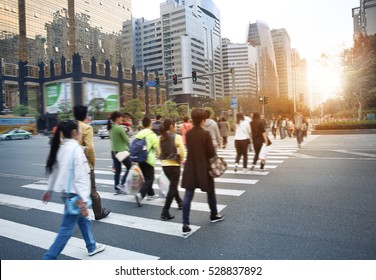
[176,199,183,210]
[161,209,175,220]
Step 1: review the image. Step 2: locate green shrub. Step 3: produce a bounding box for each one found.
[315,120,376,130]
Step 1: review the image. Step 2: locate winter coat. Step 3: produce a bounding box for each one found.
[219,121,230,137]
[204,119,221,148]
[182,126,216,193]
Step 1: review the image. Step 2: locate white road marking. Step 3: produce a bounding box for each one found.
[0,194,200,238]
[332,149,376,158]
[21,183,227,212]
[0,219,159,260]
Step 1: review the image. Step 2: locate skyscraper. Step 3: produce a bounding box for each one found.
[0,0,132,65]
[271,28,293,100]
[352,0,376,37]
[247,21,279,98]
[222,39,258,97]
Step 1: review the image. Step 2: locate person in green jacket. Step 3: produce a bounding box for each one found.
[108,111,131,195]
[135,117,159,206]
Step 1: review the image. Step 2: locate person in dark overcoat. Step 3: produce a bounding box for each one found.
[181,108,224,236]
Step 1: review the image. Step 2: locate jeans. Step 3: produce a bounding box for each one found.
[138,162,155,198]
[43,210,96,259]
[182,189,218,225]
[235,139,249,168]
[112,151,132,190]
[162,166,182,210]
[90,170,103,218]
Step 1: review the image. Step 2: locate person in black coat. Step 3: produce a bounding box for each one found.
[181,109,224,236]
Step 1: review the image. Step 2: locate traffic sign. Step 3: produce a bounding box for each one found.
[230,96,238,109]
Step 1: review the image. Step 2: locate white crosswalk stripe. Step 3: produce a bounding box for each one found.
[0,143,296,259]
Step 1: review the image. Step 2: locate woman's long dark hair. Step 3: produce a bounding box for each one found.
[46,120,78,174]
[159,118,175,142]
[107,111,122,131]
[252,112,261,122]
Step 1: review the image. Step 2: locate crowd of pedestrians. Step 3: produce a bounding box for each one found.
[41,104,309,258]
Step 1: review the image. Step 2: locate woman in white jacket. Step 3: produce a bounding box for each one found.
[41,120,105,259]
[234,112,251,172]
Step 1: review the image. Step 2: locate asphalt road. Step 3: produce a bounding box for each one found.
[0,133,375,260]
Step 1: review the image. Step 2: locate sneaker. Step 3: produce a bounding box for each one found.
[135,193,143,207]
[114,189,126,195]
[210,214,224,223]
[298,144,302,148]
[146,194,159,201]
[234,164,238,172]
[242,168,248,173]
[182,225,192,237]
[88,244,106,256]
[161,209,175,220]
[111,167,116,173]
[95,209,111,221]
[250,165,255,171]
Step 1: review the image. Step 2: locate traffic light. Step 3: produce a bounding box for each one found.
[138,80,143,90]
[155,77,160,88]
[172,74,177,85]
[264,96,269,105]
[192,70,197,82]
[259,96,264,105]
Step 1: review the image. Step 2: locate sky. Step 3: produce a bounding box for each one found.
[132,0,360,100]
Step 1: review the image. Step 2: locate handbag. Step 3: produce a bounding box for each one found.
[259,143,269,161]
[64,147,91,216]
[209,155,227,178]
[115,150,130,162]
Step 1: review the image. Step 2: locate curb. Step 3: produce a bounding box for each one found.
[312,129,376,135]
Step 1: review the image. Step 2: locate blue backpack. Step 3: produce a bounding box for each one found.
[130,137,148,163]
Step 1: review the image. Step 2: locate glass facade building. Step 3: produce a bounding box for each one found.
[248,21,279,98]
[0,0,132,65]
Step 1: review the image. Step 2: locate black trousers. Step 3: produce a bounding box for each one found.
[235,139,249,168]
[162,166,182,210]
[252,141,263,165]
[138,162,155,198]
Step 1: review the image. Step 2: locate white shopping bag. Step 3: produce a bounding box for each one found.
[158,170,170,198]
[259,143,269,161]
[124,164,144,194]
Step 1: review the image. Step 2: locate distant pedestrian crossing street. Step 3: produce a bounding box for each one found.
[0,144,298,259]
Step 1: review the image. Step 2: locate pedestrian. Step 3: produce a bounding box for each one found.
[74,105,110,220]
[121,112,134,137]
[250,112,269,171]
[181,108,224,236]
[234,112,251,172]
[134,117,160,206]
[286,118,294,138]
[179,116,193,147]
[280,116,287,139]
[270,117,278,139]
[159,118,185,220]
[203,110,222,150]
[219,117,230,149]
[294,111,304,148]
[152,114,162,136]
[108,111,132,195]
[41,120,105,259]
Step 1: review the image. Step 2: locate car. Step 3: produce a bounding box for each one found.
[97,125,109,139]
[0,129,33,141]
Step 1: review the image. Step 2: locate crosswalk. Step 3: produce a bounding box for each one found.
[0,145,298,259]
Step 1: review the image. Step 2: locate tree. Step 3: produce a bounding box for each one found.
[342,34,376,111]
[12,104,29,117]
[211,97,231,117]
[237,95,258,115]
[123,99,144,124]
[151,100,179,119]
[266,97,294,118]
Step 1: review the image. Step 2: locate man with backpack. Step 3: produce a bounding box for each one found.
[132,117,159,206]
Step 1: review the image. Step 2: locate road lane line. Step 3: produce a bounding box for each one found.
[0,194,200,238]
[0,219,159,260]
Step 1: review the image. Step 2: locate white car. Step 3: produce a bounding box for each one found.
[0,129,32,140]
[98,125,109,139]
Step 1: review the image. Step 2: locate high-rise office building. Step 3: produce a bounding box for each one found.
[291,49,309,110]
[271,28,293,100]
[247,21,279,98]
[0,0,131,65]
[222,39,258,97]
[125,0,223,103]
[352,0,376,37]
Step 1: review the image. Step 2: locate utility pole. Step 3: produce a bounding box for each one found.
[231,68,237,122]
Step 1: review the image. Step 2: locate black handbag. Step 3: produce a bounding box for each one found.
[209,155,227,178]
